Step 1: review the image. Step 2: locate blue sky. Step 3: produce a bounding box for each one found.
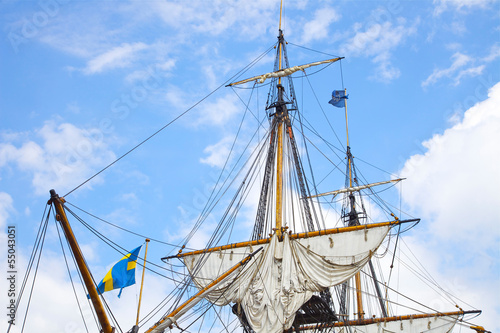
[1,0,499,332]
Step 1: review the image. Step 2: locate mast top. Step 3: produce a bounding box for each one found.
[279,0,283,31]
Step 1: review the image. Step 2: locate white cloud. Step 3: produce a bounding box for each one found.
[200,136,234,168]
[301,7,341,44]
[398,82,500,330]
[401,81,500,242]
[482,43,500,62]
[423,45,499,88]
[0,121,116,196]
[1,249,176,332]
[0,192,14,230]
[422,52,480,87]
[341,17,417,82]
[151,0,278,39]
[433,0,499,15]
[193,94,240,128]
[453,64,485,85]
[83,42,148,74]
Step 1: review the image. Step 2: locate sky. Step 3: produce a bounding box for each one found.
[1,0,499,332]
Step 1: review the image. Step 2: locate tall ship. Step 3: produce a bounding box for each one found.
[10,3,488,333]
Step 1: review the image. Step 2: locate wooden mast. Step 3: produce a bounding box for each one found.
[343,91,365,319]
[275,0,285,238]
[49,189,114,333]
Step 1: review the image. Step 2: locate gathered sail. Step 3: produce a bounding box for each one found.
[298,312,461,333]
[182,225,390,333]
[227,57,343,86]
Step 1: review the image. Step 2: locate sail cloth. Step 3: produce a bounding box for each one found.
[335,315,459,333]
[227,57,343,86]
[184,225,390,333]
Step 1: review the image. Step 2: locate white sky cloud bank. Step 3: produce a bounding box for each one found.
[398,81,500,329]
[0,121,116,195]
[400,81,500,244]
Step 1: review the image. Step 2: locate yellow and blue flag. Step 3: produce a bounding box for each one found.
[94,245,142,298]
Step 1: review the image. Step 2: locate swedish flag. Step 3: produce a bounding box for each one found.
[95,245,142,298]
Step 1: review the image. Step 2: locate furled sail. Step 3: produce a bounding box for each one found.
[183,224,390,333]
[306,178,404,199]
[298,313,461,333]
[227,57,343,86]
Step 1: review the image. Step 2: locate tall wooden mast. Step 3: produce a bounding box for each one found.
[275,0,285,237]
[49,189,115,333]
[342,94,365,319]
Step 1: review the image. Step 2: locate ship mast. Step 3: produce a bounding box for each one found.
[49,190,115,333]
[275,0,284,237]
[342,96,392,320]
[342,93,366,319]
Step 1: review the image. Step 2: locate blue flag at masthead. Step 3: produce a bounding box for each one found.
[328,90,348,108]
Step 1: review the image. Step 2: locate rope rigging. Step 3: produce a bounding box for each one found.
[63,43,278,199]
[54,217,94,333]
[14,20,487,331]
[7,205,51,333]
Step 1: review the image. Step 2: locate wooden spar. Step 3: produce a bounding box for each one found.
[295,310,481,331]
[163,219,419,260]
[226,58,343,87]
[305,178,405,199]
[146,248,263,333]
[49,190,114,333]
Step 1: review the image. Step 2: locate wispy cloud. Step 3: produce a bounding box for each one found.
[422,52,473,87]
[483,43,500,62]
[422,45,498,87]
[433,0,499,15]
[0,121,116,195]
[200,136,234,168]
[195,94,240,128]
[341,17,418,82]
[83,42,148,74]
[300,6,341,44]
[151,0,278,38]
[0,192,13,230]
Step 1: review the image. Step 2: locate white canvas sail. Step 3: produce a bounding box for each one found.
[349,315,459,333]
[297,315,460,333]
[183,225,390,333]
[227,57,343,86]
